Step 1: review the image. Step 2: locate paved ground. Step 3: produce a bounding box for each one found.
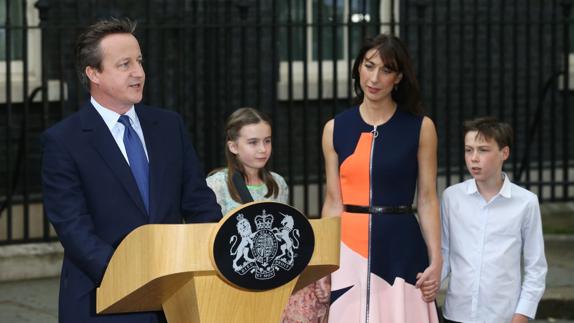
[1,235,572,322]
[0,277,58,322]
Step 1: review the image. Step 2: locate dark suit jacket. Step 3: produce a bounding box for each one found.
[41,102,222,322]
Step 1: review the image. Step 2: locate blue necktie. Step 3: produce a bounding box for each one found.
[118,115,149,214]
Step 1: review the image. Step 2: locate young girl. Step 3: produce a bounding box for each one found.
[206,107,330,323]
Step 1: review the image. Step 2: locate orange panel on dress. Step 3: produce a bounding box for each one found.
[341,212,369,258]
[339,132,372,206]
[339,132,373,259]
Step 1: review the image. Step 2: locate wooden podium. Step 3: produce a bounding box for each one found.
[96,216,340,322]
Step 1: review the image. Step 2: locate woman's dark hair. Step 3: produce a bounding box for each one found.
[351,34,423,116]
[75,18,137,90]
[224,107,279,203]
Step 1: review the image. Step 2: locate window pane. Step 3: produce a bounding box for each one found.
[312,0,344,60]
[349,0,381,57]
[0,0,24,61]
[279,0,306,61]
[277,0,381,62]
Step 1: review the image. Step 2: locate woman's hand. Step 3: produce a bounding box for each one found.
[415,262,442,303]
[415,117,442,304]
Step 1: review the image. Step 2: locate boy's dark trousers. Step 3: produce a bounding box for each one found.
[443,318,461,323]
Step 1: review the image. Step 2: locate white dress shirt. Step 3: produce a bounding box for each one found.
[440,174,547,323]
[91,97,149,164]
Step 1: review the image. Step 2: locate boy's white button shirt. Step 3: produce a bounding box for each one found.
[441,174,547,323]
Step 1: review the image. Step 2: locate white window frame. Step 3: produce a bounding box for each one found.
[568,23,574,90]
[277,0,399,100]
[552,18,573,90]
[0,1,62,103]
[559,53,574,90]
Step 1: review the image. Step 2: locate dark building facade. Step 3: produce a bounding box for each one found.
[0,0,573,243]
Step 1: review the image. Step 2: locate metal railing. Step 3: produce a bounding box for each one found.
[0,0,573,244]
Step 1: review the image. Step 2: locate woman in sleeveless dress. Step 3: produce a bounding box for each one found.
[321,34,441,323]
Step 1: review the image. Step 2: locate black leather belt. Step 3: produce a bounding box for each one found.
[344,204,414,214]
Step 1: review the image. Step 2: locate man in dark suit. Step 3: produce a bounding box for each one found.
[41,18,222,322]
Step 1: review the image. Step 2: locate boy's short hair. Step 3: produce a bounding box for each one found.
[463,117,513,150]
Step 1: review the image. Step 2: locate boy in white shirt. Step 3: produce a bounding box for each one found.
[440,117,547,323]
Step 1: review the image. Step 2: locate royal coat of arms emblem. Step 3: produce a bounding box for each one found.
[230,210,300,279]
[212,202,314,291]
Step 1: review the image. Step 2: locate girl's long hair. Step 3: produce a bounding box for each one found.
[224,107,279,203]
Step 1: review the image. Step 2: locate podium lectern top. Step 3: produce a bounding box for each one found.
[97,203,340,323]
